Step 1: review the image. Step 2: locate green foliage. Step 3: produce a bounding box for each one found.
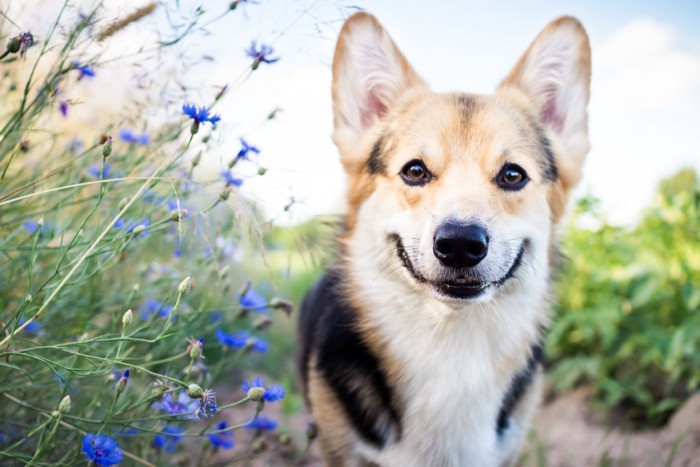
[548,169,700,427]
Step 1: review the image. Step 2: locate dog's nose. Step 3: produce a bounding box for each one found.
[433,222,489,268]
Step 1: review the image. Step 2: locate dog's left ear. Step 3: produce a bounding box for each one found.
[332,13,426,173]
[500,17,591,181]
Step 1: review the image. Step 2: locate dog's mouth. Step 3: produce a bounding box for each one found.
[391,234,525,300]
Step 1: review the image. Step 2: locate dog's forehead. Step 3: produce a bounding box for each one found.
[383,93,537,168]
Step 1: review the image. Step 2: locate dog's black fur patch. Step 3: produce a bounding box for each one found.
[496,341,544,437]
[298,270,402,448]
[367,136,387,175]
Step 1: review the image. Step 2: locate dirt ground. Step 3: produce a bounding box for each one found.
[214,386,700,466]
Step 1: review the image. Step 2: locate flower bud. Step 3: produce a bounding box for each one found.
[229,1,239,10]
[188,337,203,360]
[6,37,21,53]
[170,209,188,221]
[187,383,204,399]
[191,152,202,167]
[252,316,272,332]
[122,309,133,328]
[58,395,71,414]
[102,136,112,158]
[257,167,267,176]
[247,387,265,401]
[116,370,130,394]
[278,433,291,446]
[178,276,193,295]
[252,438,266,453]
[118,197,128,210]
[131,224,145,236]
[219,189,230,201]
[269,297,293,316]
[190,120,200,135]
[306,422,318,442]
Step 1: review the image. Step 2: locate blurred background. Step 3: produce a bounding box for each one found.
[1,0,699,465]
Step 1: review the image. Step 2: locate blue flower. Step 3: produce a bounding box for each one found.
[182,103,221,125]
[208,421,234,449]
[113,217,124,229]
[140,299,173,319]
[18,317,42,334]
[197,389,219,419]
[81,433,123,466]
[87,162,111,179]
[240,288,267,311]
[236,138,260,159]
[215,329,268,353]
[153,426,185,453]
[152,392,199,419]
[221,170,243,187]
[22,221,49,235]
[119,128,149,145]
[241,377,285,402]
[244,415,277,431]
[245,41,280,67]
[59,100,68,117]
[74,62,96,78]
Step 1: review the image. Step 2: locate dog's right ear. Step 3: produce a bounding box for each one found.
[332,13,425,173]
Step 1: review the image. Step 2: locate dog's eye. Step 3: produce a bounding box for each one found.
[400,160,432,186]
[496,163,529,190]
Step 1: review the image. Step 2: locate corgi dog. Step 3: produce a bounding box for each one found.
[298,12,591,467]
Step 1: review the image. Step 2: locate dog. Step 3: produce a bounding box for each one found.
[298,12,591,467]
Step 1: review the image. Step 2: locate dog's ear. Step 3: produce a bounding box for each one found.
[332,13,425,172]
[500,17,591,181]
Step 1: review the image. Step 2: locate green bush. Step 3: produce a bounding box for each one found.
[548,169,700,427]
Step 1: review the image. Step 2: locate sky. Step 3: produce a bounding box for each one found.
[6,0,700,226]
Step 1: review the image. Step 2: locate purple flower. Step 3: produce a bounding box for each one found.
[59,101,68,117]
[87,162,111,179]
[182,103,220,126]
[241,377,285,402]
[221,170,243,187]
[22,221,50,235]
[215,329,268,353]
[245,41,280,68]
[240,288,267,311]
[73,62,96,78]
[152,392,199,420]
[236,138,260,159]
[208,421,234,449]
[197,389,219,419]
[119,128,149,145]
[244,415,277,431]
[81,433,123,466]
[153,426,185,453]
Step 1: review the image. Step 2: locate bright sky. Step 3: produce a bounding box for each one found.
[9,0,700,225]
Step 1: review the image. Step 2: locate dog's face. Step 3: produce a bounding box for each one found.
[332,14,590,304]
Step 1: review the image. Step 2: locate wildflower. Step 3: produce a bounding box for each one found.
[245,415,278,432]
[87,162,111,179]
[208,421,234,449]
[221,170,243,187]
[58,395,71,414]
[153,426,185,453]
[197,388,219,419]
[236,137,260,160]
[115,370,130,394]
[119,128,149,145]
[269,297,293,316]
[240,287,267,311]
[113,217,124,229]
[188,337,204,360]
[18,317,42,334]
[215,329,267,353]
[178,276,193,295]
[122,309,133,328]
[182,103,220,134]
[6,32,34,59]
[73,62,96,78]
[187,383,204,399]
[245,41,280,70]
[102,136,113,158]
[139,299,173,319]
[59,100,68,117]
[242,377,285,402]
[22,221,49,235]
[81,433,123,466]
[152,391,198,419]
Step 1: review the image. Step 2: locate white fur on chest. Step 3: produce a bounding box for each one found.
[348,238,547,467]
